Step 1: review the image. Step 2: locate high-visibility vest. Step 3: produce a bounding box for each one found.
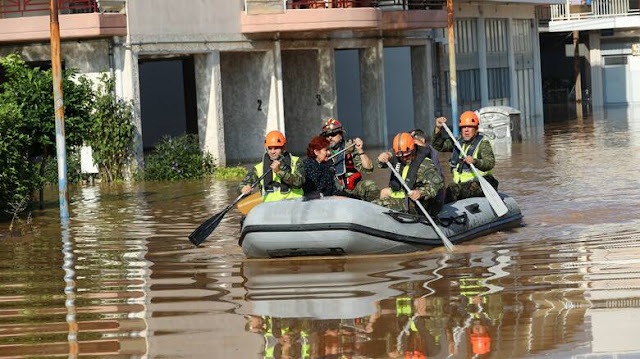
[254,156,303,202]
[389,165,412,199]
[452,138,493,184]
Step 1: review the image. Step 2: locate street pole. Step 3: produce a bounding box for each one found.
[573,30,583,119]
[50,0,70,219]
[446,0,459,136]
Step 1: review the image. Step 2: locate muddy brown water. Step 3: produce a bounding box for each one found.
[1,106,640,358]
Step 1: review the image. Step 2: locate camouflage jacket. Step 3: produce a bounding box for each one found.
[431,130,495,172]
[377,156,444,201]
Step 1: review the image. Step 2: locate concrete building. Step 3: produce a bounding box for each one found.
[541,0,640,106]
[1,0,555,167]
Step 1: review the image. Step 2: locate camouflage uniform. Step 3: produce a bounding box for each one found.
[372,156,444,216]
[332,142,380,202]
[431,129,498,202]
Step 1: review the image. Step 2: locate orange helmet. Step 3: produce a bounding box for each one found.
[321,118,343,136]
[264,130,286,147]
[459,111,479,127]
[393,133,415,155]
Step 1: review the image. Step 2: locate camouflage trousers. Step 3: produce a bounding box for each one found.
[372,196,442,217]
[445,175,499,203]
[343,179,380,202]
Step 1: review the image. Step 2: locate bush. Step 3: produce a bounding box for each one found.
[42,150,83,185]
[213,166,248,180]
[88,74,134,182]
[141,134,215,181]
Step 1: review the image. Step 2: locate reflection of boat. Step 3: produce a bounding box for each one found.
[234,258,441,319]
[240,196,522,258]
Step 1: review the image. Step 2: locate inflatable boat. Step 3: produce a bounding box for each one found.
[240,195,522,258]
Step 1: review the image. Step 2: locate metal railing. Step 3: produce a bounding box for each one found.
[0,0,98,16]
[287,0,445,10]
[550,0,639,20]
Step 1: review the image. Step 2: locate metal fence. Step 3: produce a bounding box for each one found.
[0,0,98,15]
[287,0,445,10]
[550,0,639,20]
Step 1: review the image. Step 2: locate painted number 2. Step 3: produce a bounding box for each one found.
[257,99,262,111]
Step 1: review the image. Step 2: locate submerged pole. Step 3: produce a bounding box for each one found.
[446,0,459,136]
[50,0,70,219]
[573,30,583,119]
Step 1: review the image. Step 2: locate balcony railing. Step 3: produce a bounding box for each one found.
[0,0,125,16]
[550,0,639,20]
[287,0,445,9]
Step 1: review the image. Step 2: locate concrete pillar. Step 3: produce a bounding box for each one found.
[411,42,435,133]
[194,51,226,167]
[122,47,143,170]
[478,16,489,107]
[589,31,604,108]
[532,20,544,118]
[359,40,387,147]
[269,40,286,135]
[318,48,338,120]
[507,18,518,109]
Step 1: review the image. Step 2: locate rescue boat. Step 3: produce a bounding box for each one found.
[240,195,522,258]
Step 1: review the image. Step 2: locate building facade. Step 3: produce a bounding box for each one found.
[1,0,553,166]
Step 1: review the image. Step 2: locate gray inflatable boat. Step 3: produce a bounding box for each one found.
[240,195,522,258]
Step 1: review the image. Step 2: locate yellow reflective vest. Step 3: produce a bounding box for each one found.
[254,156,303,202]
[452,139,493,184]
[389,165,411,199]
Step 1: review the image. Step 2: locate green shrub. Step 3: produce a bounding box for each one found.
[42,150,83,185]
[141,134,215,181]
[213,166,247,180]
[88,74,134,182]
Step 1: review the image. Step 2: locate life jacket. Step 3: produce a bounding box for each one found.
[449,134,493,184]
[388,154,423,199]
[417,144,445,205]
[255,152,303,202]
[332,140,361,189]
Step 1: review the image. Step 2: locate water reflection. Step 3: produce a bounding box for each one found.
[1,105,640,357]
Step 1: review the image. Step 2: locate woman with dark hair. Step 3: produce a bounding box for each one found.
[300,136,338,198]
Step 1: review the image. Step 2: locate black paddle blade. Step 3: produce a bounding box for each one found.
[188,207,231,246]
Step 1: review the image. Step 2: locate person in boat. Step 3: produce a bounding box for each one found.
[373,132,444,216]
[410,128,446,205]
[288,136,339,199]
[238,130,304,202]
[320,118,379,202]
[431,111,498,203]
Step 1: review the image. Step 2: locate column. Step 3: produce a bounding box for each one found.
[589,31,604,108]
[359,40,387,147]
[318,47,338,120]
[269,40,286,135]
[532,19,544,118]
[478,16,489,107]
[507,18,518,109]
[411,42,435,133]
[195,51,226,167]
[122,47,143,171]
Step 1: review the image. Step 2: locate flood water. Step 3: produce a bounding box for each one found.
[1,105,640,358]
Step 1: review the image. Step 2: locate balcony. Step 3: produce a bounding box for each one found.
[241,0,447,34]
[0,0,126,43]
[548,0,640,31]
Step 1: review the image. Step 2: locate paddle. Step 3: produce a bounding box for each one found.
[235,142,358,215]
[441,123,509,217]
[188,169,272,246]
[385,162,454,252]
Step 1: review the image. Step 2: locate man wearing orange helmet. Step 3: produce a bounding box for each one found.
[237,130,304,202]
[374,132,444,216]
[432,111,498,202]
[320,118,379,202]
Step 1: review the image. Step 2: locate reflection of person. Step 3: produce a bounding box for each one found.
[321,118,379,202]
[470,319,491,355]
[238,131,304,202]
[375,133,444,216]
[432,112,499,203]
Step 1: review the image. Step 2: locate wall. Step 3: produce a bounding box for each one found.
[335,49,364,140]
[126,0,243,42]
[384,46,415,141]
[0,40,111,83]
[282,49,323,155]
[220,51,273,163]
